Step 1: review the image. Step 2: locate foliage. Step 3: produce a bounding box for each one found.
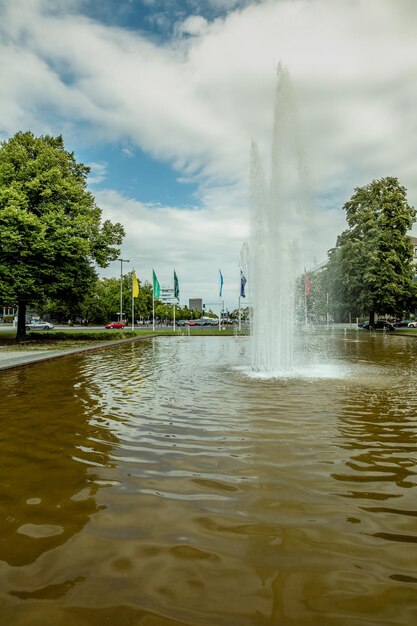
[24,330,138,342]
[43,273,203,324]
[230,306,250,321]
[0,326,242,353]
[325,177,416,322]
[0,131,125,340]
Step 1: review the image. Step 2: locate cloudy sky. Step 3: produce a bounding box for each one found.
[1,0,417,311]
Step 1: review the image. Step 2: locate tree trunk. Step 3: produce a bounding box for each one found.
[16,300,27,343]
[368,310,375,329]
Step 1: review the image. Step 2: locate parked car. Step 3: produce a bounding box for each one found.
[203,318,219,326]
[105,321,126,329]
[361,321,396,331]
[25,321,54,331]
[176,320,187,326]
[186,320,197,326]
[394,320,417,328]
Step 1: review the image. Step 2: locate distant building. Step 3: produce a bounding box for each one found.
[1,306,16,320]
[189,298,203,313]
[160,286,175,303]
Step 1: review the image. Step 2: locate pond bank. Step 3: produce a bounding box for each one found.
[0,335,154,372]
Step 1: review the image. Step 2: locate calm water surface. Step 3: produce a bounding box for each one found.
[1,333,417,625]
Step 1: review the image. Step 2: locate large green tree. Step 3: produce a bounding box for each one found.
[327,177,416,324]
[0,131,125,340]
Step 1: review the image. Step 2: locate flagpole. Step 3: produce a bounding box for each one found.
[152,269,161,332]
[152,269,155,331]
[173,299,176,332]
[152,293,155,331]
[131,270,134,331]
[218,269,223,331]
[238,295,241,331]
[173,270,179,332]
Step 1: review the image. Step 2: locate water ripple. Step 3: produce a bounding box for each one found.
[1,335,417,623]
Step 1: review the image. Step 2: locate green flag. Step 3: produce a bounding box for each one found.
[153,270,160,298]
[174,270,179,300]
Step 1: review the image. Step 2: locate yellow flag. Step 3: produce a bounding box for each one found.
[133,271,139,298]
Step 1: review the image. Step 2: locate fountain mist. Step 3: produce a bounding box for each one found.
[248,64,313,374]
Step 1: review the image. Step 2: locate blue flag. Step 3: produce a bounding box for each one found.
[240,271,247,298]
[219,269,224,298]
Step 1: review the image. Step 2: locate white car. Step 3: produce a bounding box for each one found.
[26,321,54,331]
[394,320,417,328]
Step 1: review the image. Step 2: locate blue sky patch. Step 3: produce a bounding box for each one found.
[74,142,201,207]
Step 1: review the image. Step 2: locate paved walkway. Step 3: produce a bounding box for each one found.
[0,349,72,371]
[0,337,151,372]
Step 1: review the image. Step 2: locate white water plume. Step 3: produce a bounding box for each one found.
[248,64,315,374]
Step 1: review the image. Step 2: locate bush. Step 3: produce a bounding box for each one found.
[25,330,138,342]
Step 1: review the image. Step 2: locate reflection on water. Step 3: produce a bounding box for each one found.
[1,334,417,625]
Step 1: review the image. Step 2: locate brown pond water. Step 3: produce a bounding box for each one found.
[0,333,417,625]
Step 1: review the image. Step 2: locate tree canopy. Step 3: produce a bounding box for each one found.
[41,274,204,326]
[326,177,416,323]
[0,131,125,339]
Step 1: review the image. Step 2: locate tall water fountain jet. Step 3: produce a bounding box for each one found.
[248,64,313,374]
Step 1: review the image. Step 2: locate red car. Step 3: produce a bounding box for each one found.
[186,320,197,326]
[105,321,126,329]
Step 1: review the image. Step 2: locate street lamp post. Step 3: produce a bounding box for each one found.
[118,258,130,323]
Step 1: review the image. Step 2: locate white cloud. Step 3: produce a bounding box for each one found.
[87,162,108,184]
[1,0,417,308]
[176,15,209,37]
[121,147,135,158]
[96,187,247,306]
